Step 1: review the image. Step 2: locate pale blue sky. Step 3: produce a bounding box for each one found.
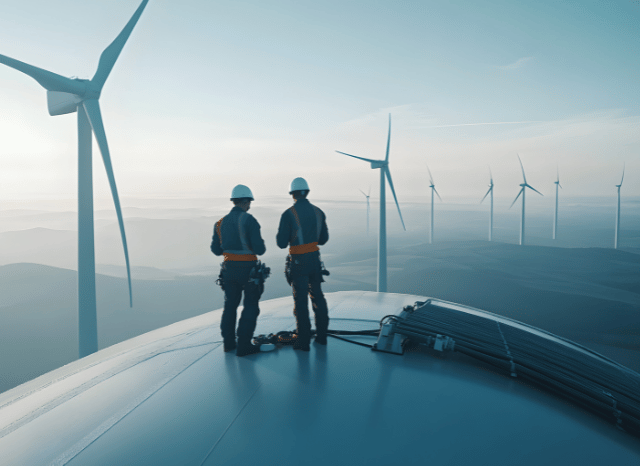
[0,0,638,202]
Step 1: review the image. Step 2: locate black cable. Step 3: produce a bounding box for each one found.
[327,333,374,348]
[326,329,379,336]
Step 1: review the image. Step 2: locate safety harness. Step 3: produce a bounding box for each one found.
[216,213,257,262]
[288,205,323,255]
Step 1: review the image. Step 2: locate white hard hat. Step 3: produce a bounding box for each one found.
[230,184,254,200]
[289,177,310,194]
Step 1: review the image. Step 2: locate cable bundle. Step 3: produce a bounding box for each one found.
[396,301,640,437]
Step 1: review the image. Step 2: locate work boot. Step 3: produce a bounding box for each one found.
[223,339,237,352]
[314,335,327,345]
[293,340,310,351]
[236,343,261,357]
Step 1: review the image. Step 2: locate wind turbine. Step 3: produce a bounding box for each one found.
[426,166,442,244]
[336,114,406,292]
[0,0,149,357]
[510,155,543,245]
[615,164,625,249]
[480,167,494,241]
[359,187,371,236]
[553,168,562,240]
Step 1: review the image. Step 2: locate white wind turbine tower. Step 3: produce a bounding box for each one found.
[337,114,406,292]
[553,168,562,240]
[510,155,543,245]
[426,166,442,244]
[480,168,494,241]
[0,0,149,357]
[614,164,625,249]
[359,187,371,235]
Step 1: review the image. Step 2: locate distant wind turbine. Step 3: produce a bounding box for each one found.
[0,0,149,357]
[337,114,406,292]
[480,167,494,241]
[553,168,562,240]
[426,166,442,244]
[510,155,543,245]
[359,187,371,235]
[615,164,625,249]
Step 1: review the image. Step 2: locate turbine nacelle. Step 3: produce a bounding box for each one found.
[370,160,386,169]
[46,79,102,116]
[47,91,83,116]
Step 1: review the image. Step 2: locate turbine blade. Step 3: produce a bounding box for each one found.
[385,167,406,231]
[336,151,377,164]
[433,186,442,201]
[526,184,544,196]
[91,0,149,91]
[0,53,85,94]
[517,153,527,184]
[359,188,367,197]
[621,163,625,186]
[480,186,492,204]
[426,165,434,185]
[489,165,493,184]
[82,99,133,307]
[368,186,371,197]
[385,114,391,163]
[559,183,562,189]
[510,188,523,209]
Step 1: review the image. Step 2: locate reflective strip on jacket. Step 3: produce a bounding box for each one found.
[276,198,328,254]
[211,206,266,261]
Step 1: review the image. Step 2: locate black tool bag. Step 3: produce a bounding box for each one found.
[253,331,298,346]
[215,262,226,290]
[284,255,293,286]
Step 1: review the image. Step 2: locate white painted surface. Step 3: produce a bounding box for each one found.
[0,291,638,465]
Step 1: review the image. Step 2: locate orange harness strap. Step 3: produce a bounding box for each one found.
[289,207,301,244]
[216,218,223,245]
[218,217,257,261]
[289,242,319,255]
[223,253,258,262]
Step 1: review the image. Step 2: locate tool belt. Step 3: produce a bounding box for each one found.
[223,252,258,262]
[289,242,319,255]
[249,261,271,286]
[284,254,330,286]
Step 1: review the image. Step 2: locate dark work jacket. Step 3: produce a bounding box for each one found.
[276,199,329,249]
[211,206,266,256]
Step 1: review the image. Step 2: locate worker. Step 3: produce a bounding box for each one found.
[276,177,329,351]
[211,184,267,356]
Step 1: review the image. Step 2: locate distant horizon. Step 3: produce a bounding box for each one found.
[3,193,640,203]
[2,198,638,279]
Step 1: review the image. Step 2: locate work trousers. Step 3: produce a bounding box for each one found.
[290,251,329,345]
[220,261,263,345]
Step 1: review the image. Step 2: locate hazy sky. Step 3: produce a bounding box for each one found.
[0,0,638,204]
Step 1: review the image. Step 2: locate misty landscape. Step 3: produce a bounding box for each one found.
[2,196,639,394]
